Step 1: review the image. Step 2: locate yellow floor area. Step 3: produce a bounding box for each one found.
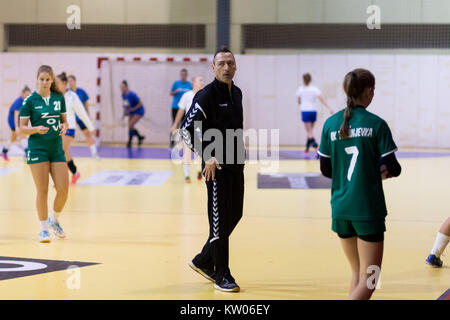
[0,151,448,299]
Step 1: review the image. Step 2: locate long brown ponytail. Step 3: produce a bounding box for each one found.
[339,68,375,139]
[36,65,63,95]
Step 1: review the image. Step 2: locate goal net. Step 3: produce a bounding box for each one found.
[99,59,214,145]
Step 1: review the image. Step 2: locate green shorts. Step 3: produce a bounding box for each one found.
[26,137,66,164]
[332,218,386,237]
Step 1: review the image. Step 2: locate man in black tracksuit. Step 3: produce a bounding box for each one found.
[180,47,244,292]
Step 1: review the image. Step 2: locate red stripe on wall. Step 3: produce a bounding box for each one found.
[97,57,109,69]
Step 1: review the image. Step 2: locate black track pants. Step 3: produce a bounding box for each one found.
[192,168,244,280]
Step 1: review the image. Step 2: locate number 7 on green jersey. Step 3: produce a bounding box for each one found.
[345,146,359,181]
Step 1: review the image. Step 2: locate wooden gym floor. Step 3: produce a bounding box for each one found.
[0,145,448,300]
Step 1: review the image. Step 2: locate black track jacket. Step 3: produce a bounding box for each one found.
[180,78,245,172]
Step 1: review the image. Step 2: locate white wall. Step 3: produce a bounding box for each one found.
[1,52,450,148]
[235,53,450,148]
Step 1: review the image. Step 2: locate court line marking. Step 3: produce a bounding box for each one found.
[437,288,450,300]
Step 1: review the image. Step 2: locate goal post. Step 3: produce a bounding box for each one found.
[96,56,213,145]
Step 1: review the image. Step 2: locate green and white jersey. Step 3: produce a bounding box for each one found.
[19,91,66,144]
[318,107,397,221]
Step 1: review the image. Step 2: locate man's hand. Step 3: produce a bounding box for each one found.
[202,157,222,181]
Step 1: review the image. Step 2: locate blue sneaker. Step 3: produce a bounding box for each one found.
[39,230,51,243]
[426,254,443,268]
[48,218,66,238]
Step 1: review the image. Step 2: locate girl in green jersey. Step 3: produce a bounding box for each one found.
[319,69,401,299]
[19,65,69,243]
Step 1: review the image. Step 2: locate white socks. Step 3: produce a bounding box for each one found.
[89,144,98,157]
[3,139,27,151]
[183,164,190,178]
[4,139,12,149]
[50,210,60,222]
[430,232,450,258]
[40,220,49,232]
[20,138,28,150]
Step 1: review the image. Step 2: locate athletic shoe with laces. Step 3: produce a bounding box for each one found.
[214,274,240,292]
[48,218,66,238]
[39,230,51,243]
[71,172,81,185]
[188,261,216,282]
[426,254,443,268]
[185,176,191,183]
[197,171,202,181]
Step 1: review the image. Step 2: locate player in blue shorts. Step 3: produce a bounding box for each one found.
[2,86,32,161]
[296,73,333,153]
[67,75,99,159]
[121,80,145,148]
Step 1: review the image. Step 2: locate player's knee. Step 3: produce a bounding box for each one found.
[55,185,69,198]
[37,190,49,199]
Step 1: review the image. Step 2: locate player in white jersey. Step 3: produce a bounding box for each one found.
[170,76,205,183]
[296,73,334,153]
[68,75,99,159]
[56,72,95,185]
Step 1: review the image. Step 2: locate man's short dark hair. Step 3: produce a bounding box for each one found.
[122,80,128,87]
[213,47,234,62]
[181,68,188,73]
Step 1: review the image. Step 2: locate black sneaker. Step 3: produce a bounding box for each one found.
[126,140,132,148]
[214,275,240,292]
[188,261,216,282]
[138,135,145,146]
[305,138,311,153]
[426,254,443,268]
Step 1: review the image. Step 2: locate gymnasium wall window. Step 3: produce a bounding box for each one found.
[4,24,206,48]
[242,24,450,50]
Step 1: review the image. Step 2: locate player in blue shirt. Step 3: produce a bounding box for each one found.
[68,75,99,159]
[2,86,31,161]
[170,69,193,121]
[121,80,145,148]
[169,69,192,148]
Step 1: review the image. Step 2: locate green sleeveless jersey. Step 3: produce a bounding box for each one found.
[19,91,66,147]
[318,107,398,221]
